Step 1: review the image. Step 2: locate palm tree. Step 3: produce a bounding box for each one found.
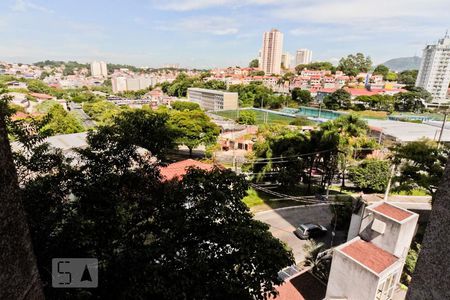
[302,240,331,282]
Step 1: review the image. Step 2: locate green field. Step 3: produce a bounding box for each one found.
[214,109,295,125]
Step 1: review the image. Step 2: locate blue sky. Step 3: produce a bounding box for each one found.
[0,0,448,68]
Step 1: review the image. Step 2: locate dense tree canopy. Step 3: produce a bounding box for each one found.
[348,159,391,192]
[39,104,84,135]
[295,62,335,74]
[291,88,313,105]
[392,139,448,196]
[398,70,418,85]
[249,59,259,68]
[168,110,220,156]
[323,88,351,110]
[171,101,201,111]
[10,113,294,299]
[372,64,390,79]
[337,53,373,77]
[237,110,257,125]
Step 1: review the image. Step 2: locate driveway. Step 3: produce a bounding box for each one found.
[254,204,346,263]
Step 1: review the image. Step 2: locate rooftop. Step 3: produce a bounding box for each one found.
[372,202,413,222]
[159,159,214,181]
[271,269,326,300]
[187,87,237,95]
[340,239,398,274]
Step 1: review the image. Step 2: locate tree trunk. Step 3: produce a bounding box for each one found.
[189,147,193,158]
[0,102,44,299]
[406,161,450,299]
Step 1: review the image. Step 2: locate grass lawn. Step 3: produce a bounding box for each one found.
[391,189,430,196]
[340,110,388,120]
[214,109,295,125]
[242,187,312,213]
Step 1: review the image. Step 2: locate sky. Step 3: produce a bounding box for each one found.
[0,0,448,68]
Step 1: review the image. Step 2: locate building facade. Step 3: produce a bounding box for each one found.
[295,49,313,66]
[90,61,108,77]
[326,202,418,300]
[416,34,450,103]
[281,52,291,70]
[261,29,284,75]
[187,88,238,111]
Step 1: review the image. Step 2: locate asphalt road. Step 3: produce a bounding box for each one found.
[254,204,347,263]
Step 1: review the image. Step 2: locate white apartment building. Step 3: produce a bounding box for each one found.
[111,76,155,93]
[416,34,450,103]
[261,29,284,75]
[295,49,313,66]
[91,61,108,77]
[187,88,238,111]
[326,202,419,300]
[281,52,291,70]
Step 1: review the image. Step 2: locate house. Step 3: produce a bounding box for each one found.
[159,159,214,181]
[325,202,419,300]
[271,268,327,300]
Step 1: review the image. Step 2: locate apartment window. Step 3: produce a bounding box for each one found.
[375,272,398,300]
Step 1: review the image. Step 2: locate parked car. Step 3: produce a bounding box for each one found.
[294,223,327,239]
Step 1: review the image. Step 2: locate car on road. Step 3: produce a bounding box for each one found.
[294,223,327,239]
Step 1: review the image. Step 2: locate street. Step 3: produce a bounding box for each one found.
[254,204,347,263]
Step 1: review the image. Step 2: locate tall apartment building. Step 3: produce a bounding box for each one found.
[187,88,238,111]
[281,52,291,70]
[416,34,450,103]
[261,29,284,75]
[90,61,108,77]
[295,49,312,66]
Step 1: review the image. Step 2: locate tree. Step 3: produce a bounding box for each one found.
[237,110,257,125]
[392,139,448,197]
[354,94,395,112]
[0,94,44,299]
[27,79,51,94]
[295,62,335,74]
[394,92,426,112]
[13,117,294,299]
[40,104,84,135]
[337,53,373,76]
[289,116,314,126]
[385,72,398,82]
[171,101,201,111]
[302,240,331,283]
[83,100,121,124]
[291,88,313,105]
[169,110,220,157]
[249,59,259,68]
[323,88,351,110]
[348,159,391,192]
[398,70,418,85]
[373,64,389,79]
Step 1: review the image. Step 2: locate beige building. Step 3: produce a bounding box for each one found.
[295,49,313,66]
[281,52,291,70]
[326,202,419,300]
[187,88,238,111]
[90,61,108,77]
[261,29,284,75]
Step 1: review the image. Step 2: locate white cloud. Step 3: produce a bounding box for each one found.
[11,0,53,13]
[157,16,239,35]
[155,0,281,11]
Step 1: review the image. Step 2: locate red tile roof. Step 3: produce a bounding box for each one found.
[29,92,53,99]
[372,203,413,222]
[341,239,398,274]
[271,270,326,300]
[159,159,214,181]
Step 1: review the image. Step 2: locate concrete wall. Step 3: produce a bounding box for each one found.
[326,249,378,300]
[223,93,238,110]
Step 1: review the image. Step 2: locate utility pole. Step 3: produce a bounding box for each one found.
[437,112,448,149]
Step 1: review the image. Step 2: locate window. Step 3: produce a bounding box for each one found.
[375,272,398,300]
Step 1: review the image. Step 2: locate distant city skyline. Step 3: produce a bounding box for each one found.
[0,0,448,68]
